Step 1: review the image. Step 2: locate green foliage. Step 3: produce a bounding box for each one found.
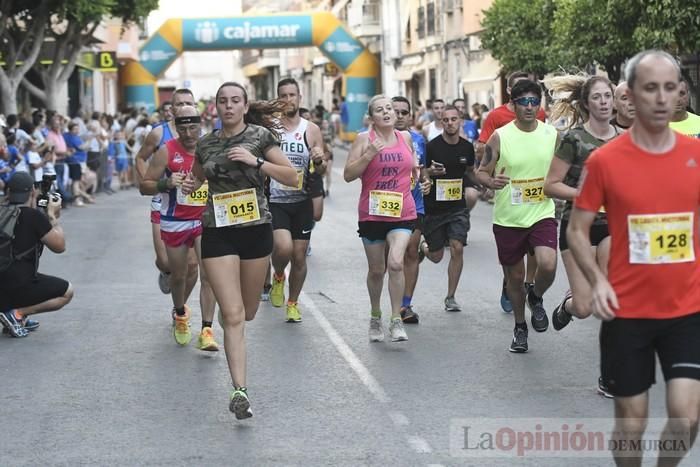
[482,0,700,82]
[48,0,158,25]
[480,0,556,77]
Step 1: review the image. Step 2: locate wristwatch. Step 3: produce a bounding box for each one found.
[256,156,265,169]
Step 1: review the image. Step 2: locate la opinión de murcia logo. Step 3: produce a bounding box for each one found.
[195,21,220,44]
[346,93,371,104]
[324,41,361,54]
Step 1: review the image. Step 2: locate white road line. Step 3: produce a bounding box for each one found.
[407,435,433,453]
[300,292,389,404]
[300,291,435,455]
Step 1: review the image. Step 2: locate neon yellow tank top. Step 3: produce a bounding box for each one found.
[493,121,557,227]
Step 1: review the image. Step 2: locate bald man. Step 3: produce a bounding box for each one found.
[611,81,635,130]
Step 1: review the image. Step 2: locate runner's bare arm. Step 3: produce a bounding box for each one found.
[474,141,485,165]
[477,132,508,189]
[140,145,169,196]
[134,126,164,184]
[344,132,376,182]
[261,145,299,187]
[306,121,327,176]
[181,159,205,195]
[544,158,576,201]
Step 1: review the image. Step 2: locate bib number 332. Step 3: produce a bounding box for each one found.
[369,190,403,218]
[628,212,695,264]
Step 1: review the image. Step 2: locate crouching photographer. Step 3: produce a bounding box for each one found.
[0,172,73,338]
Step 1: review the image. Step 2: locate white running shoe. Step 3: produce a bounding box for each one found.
[389,318,408,342]
[369,317,385,342]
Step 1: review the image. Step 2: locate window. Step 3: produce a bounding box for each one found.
[417,6,425,39]
[429,68,437,100]
[427,2,435,36]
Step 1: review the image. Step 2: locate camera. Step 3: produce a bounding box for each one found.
[36,174,60,210]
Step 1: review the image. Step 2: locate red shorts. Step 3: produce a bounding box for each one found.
[493,218,557,266]
[150,196,162,224]
[160,220,203,248]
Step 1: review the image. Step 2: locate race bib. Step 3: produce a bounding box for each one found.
[212,188,261,227]
[275,169,304,191]
[628,212,695,264]
[177,182,208,206]
[511,178,545,205]
[436,179,462,201]
[369,190,403,218]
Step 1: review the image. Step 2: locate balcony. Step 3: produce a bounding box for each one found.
[347,0,381,38]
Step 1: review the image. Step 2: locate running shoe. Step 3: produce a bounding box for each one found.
[597,377,614,399]
[389,318,408,342]
[172,306,192,346]
[527,289,549,332]
[306,244,312,256]
[524,282,535,296]
[509,326,528,353]
[500,290,513,313]
[260,283,272,302]
[270,274,285,308]
[197,327,219,352]
[444,296,462,312]
[158,271,171,294]
[0,310,28,338]
[369,317,385,342]
[418,240,427,264]
[286,303,302,323]
[229,388,253,420]
[552,290,574,331]
[23,318,39,331]
[400,305,419,324]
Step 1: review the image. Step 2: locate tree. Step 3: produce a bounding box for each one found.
[480,0,557,77]
[0,0,50,115]
[21,0,158,111]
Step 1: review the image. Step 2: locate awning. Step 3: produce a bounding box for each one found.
[460,55,501,93]
[243,63,267,78]
[395,67,414,81]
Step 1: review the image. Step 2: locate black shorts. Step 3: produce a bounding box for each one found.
[270,199,314,241]
[0,273,70,310]
[559,218,609,251]
[357,220,415,242]
[413,213,425,233]
[423,209,470,252]
[201,223,273,260]
[67,163,82,181]
[308,172,325,198]
[600,311,700,397]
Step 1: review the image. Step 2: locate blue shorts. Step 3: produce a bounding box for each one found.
[115,158,128,172]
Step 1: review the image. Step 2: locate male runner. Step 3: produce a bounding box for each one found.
[136,89,198,298]
[140,106,218,350]
[611,81,635,130]
[420,105,477,312]
[422,99,446,141]
[478,80,559,353]
[568,50,700,465]
[269,78,326,322]
[477,72,546,313]
[669,77,700,137]
[392,96,430,323]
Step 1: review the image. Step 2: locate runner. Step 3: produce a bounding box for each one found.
[669,77,700,137]
[567,50,700,464]
[181,82,297,419]
[452,98,480,212]
[136,89,197,296]
[422,99,445,141]
[269,78,326,322]
[391,96,431,323]
[476,71,547,314]
[419,105,477,312]
[477,79,559,353]
[611,81,635,130]
[344,94,419,342]
[543,74,618,396]
[140,106,218,350]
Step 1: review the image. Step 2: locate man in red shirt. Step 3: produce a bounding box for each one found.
[569,50,700,465]
[476,71,546,314]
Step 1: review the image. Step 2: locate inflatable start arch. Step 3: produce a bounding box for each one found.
[121,12,379,133]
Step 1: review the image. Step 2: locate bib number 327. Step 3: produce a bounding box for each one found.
[628,212,695,264]
[212,188,261,227]
[511,178,545,205]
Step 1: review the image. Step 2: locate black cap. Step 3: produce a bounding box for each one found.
[7,172,34,204]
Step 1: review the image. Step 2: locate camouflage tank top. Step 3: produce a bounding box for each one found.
[196,124,279,229]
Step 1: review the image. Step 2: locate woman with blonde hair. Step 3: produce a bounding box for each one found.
[543,74,620,398]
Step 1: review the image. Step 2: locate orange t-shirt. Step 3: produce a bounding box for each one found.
[478,104,547,144]
[575,132,700,319]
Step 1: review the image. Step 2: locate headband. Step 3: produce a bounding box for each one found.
[175,115,201,125]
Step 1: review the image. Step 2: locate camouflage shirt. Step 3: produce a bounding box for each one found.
[196,124,279,229]
[556,126,618,223]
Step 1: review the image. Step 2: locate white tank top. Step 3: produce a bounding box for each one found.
[270,118,311,203]
[426,121,443,141]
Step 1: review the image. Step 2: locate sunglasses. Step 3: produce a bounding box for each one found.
[513,97,541,107]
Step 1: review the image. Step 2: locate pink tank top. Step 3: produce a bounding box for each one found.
[358,129,417,222]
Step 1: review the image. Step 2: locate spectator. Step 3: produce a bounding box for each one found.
[63,122,94,206]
